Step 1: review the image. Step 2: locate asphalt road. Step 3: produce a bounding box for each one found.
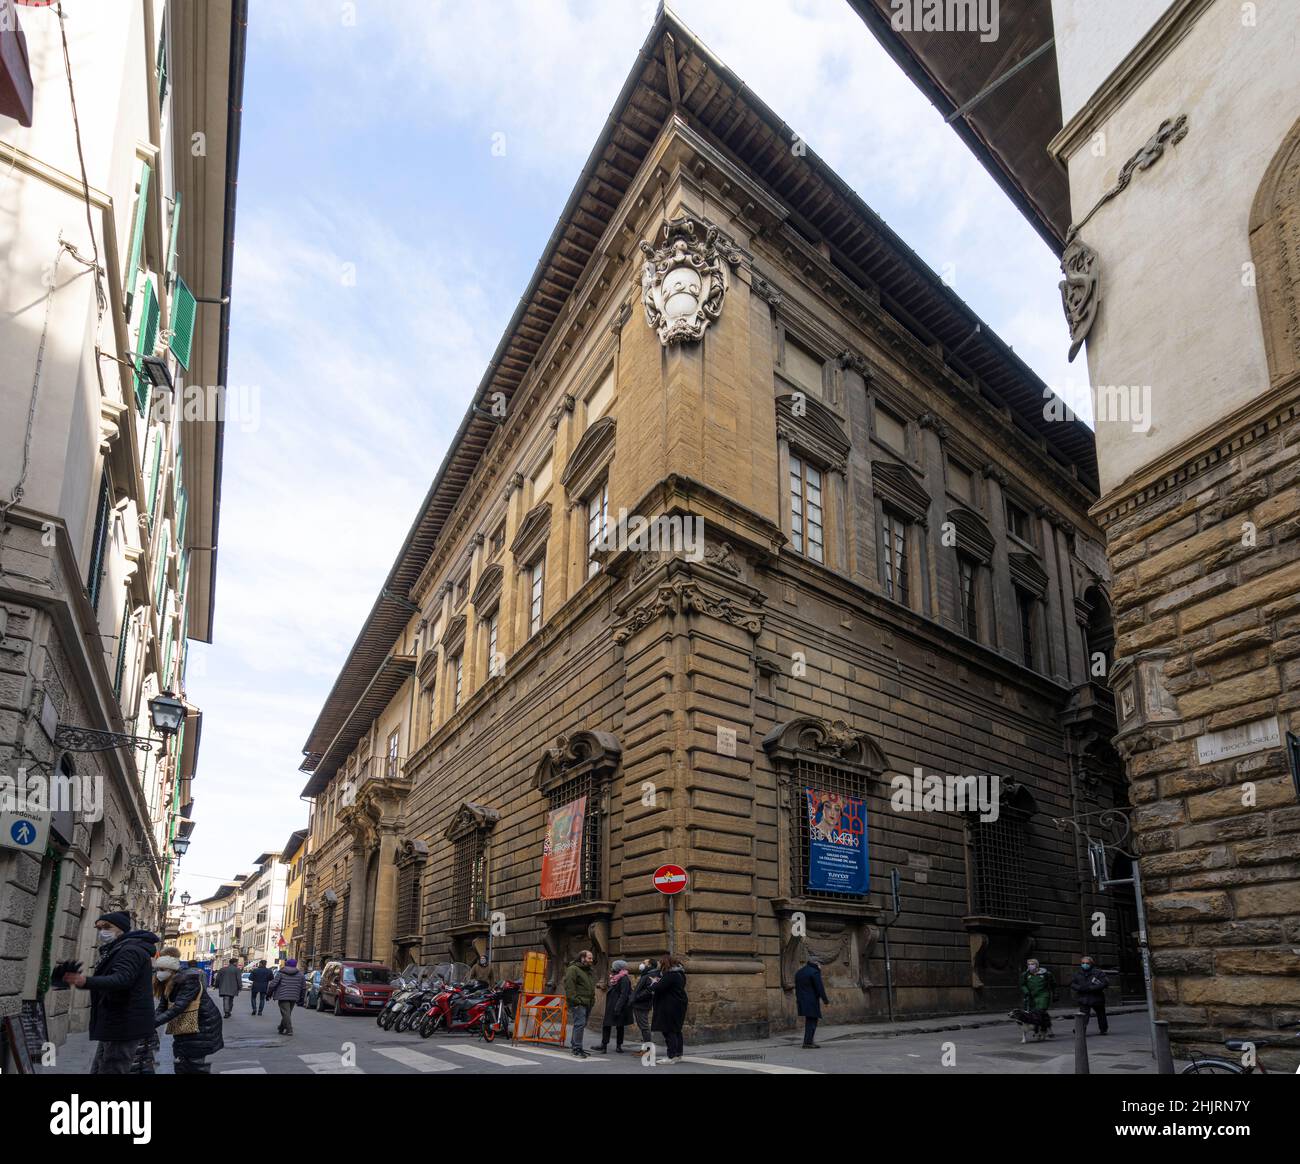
[49,992,1160,1075]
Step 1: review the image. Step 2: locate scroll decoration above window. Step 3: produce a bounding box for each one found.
[638,214,742,345]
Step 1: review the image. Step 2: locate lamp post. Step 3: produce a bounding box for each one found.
[55,689,187,753]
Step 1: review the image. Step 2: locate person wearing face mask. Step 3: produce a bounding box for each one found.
[62,911,159,1074]
[153,947,225,1073]
[629,959,659,1048]
[1071,954,1110,1035]
[1019,957,1056,1037]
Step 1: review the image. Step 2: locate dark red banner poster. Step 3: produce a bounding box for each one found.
[540,795,586,900]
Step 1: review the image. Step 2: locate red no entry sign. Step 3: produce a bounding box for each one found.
[653,864,688,894]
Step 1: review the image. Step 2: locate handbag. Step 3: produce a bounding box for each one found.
[166,984,201,1035]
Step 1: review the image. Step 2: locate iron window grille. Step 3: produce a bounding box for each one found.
[967,810,1030,920]
[1017,588,1037,670]
[542,773,603,909]
[792,756,872,901]
[396,862,421,935]
[337,893,350,954]
[319,904,334,957]
[452,832,490,924]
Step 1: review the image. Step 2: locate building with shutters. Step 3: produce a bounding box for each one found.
[0,0,245,1055]
[297,9,1131,1039]
[853,0,1300,1067]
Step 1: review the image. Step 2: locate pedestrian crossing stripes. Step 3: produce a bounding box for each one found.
[439,1042,539,1067]
[371,1045,459,1072]
[299,1051,363,1074]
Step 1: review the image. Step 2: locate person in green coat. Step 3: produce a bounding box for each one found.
[563,950,597,1058]
[1019,957,1056,1036]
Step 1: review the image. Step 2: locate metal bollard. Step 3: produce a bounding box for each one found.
[1074,1009,1090,1074]
[1154,1020,1175,1074]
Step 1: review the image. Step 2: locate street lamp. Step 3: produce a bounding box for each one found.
[172,833,191,859]
[180,891,191,908]
[148,690,187,736]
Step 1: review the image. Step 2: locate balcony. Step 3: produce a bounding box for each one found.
[351,753,409,799]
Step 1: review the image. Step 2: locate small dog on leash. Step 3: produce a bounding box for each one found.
[1008,1007,1053,1042]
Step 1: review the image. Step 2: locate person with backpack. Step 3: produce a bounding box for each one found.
[597,959,632,1053]
[268,958,309,1035]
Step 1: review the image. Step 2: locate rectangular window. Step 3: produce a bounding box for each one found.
[584,367,614,427]
[452,654,463,711]
[490,521,506,557]
[1018,589,1036,670]
[124,162,152,320]
[783,337,823,396]
[385,729,399,778]
[948,459,973,504]
[487,612,499,676]
[452,832,488,924]
[454,572,470,606]
[874,403,907,454]
[958,555,978,639]
[529,556,545,634]
[1006,498,1034,545]
[542,777,603,908]
[789,455,824,563]
[880,508,909,605]
[586,482,609,578]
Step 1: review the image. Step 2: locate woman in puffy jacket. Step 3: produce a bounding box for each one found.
[154,949,225,1073]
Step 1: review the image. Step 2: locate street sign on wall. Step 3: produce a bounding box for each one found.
[652,864,687,894]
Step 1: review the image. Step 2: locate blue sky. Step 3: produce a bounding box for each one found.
[176,0,1090,904]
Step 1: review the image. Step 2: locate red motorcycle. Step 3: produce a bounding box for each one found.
[417,979,518,1041]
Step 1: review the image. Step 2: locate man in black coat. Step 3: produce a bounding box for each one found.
[248,959,274,1016]
[794,955,830,1049]
[1071,955,1110,1035]
[65,911,158,1074]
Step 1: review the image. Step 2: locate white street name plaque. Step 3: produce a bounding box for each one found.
[1195,715,1280,765]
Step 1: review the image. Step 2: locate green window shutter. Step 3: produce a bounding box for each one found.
[170,278,196,369]
[113,599,131,698]
[154,538,167,601]
[124,163,152,320]
[134,280,160,414]
[86,470,112,612]
[162,624,174,687]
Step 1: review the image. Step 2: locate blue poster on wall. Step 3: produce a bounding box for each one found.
[805,788,868,894]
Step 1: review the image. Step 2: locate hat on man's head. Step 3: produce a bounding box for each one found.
[96,911,131,933]
[286,958,298,967]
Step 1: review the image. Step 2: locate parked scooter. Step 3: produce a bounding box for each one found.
[418,977,518,1041]
[377,967,429,1031]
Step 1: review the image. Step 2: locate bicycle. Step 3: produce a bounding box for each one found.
[1180,1020,1300,1073]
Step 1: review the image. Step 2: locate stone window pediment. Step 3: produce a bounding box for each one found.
[444,801,499,842]
[872,459,930,525]
[511,501,552,566]
[776,393,849,473]
[948,507,994,563]
[440,613,467,654]
[561,416,616,502]
[471,563,503,612]
[1009,551,1049,598]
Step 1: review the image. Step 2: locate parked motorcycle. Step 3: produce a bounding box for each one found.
[377,967,429,1030]
[418,978,518,1041]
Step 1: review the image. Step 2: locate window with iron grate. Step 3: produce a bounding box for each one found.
[967,813,1029,920]
[396,861,421,935]
[792,757,871,900]
[319,903,334,957]
[452,832,489,924]
[542,774,602,908]
[337,892,350,953]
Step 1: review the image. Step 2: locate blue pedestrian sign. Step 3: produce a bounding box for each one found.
[1,812,49,852]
